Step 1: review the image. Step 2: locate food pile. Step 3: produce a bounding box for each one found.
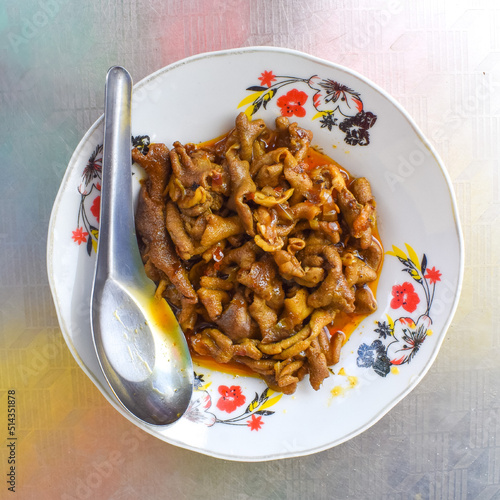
[133,113,382,394]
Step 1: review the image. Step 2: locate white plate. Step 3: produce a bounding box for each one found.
[47,47,463,461]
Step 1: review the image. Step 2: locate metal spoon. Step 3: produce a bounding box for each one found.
[90,66,193,426]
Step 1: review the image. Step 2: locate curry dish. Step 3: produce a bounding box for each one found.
[133,113,382,394]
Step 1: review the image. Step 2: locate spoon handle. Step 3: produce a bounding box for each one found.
[96,66,142,285]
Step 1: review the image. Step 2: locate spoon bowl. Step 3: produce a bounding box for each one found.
[90,66,193,426]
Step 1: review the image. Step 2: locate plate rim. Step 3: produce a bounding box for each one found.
[47,46,465,461]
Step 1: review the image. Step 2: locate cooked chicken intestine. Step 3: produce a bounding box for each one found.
[134,113,382,394]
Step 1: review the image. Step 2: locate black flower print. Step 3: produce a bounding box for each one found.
[319,113,338,131]
[374,321,392,339]
[132,135,150,154]
[339,111,377,146]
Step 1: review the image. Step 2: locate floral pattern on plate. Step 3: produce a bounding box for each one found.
[47,48,463,460]
[239,70,378,146]
[73,143,102,255]
[72,135,151,255]
[71,139,443,426]
[184,373,282,431]
[357,244,441,377]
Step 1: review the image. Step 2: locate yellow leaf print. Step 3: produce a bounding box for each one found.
[237,91,264,109]
[405,243,421,270]
[244,106,254,119]
[248,398,259,412]
[262,90,274,102]
[386,313,394,333]
[311,111,328,120]
[91,229,99,253]
[409,269,421,281]
[259,393,283,411]
[386,244,407,261]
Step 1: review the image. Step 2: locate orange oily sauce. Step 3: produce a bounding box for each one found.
[186,138,383,378]
[303,146,383,344]
[148,294,180,332]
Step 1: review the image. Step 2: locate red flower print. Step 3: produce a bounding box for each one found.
[390,282,420,313]
[90,196,101,223]
[277,89,308,117]
[247,414,263,431]
[424,267,441,284]
[216,385,246,413]
[259,70,276,87]
[72,227,89,245]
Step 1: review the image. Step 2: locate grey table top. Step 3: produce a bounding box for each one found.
[1,1,498,498]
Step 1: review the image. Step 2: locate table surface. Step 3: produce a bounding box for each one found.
[1,1,499,499]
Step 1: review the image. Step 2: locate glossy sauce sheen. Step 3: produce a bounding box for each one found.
[148,295,179,333]
[185,133,383,378]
